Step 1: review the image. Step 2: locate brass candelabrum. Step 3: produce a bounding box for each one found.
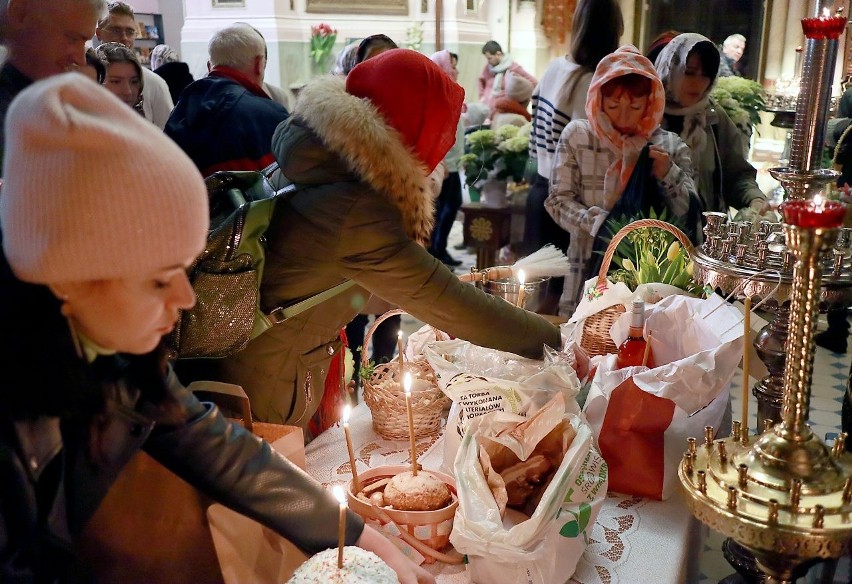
[681,223,852,583]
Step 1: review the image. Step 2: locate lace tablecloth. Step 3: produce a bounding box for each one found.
[305,403,702,584]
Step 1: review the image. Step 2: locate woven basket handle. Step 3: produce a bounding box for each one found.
[596,218,694,289]
[361,309,442,370]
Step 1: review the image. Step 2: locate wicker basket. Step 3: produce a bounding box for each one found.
[580,219,694,357]
[362,310,450,440]
[347,465,459,564]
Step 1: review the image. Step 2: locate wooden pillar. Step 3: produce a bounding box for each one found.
[435,0,443,51]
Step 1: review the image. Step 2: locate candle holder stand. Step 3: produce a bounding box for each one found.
[682,9,852,583]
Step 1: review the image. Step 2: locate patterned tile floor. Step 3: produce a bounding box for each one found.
[400,214,852,584]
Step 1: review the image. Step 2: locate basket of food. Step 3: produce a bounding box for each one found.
[348,465,460,564]
[580,218,694,356]
[361,310,450,440]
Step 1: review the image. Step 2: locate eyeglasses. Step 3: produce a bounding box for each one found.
[103,26,137,39]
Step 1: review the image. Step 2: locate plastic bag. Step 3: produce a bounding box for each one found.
[424,340,581,473]
[584,294,743,500]
[451,395,607,584]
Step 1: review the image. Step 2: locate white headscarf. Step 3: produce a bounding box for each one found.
[654,33,720,158]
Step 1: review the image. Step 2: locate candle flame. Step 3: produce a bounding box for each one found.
[823,6,831,17]
[398,330,403,340]
[332,484,347,506]
[517,269,526,286]
[404,372,412,395]
[814,193,825,209]
[342,404,351,424]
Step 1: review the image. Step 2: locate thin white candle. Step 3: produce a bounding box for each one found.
[516,269,527,309]
[397,330,405,379]
[404,372,418,475]
[742,296,752,439]
[333,484,347,569]
[342,405,361,493]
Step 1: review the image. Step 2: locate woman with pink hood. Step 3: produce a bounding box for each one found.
[546,45,699,316]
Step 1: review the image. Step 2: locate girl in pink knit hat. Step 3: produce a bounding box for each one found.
[545,45,699,316]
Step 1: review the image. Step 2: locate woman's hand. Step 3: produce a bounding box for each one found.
[357,525,436,584]
[648,146,672,181]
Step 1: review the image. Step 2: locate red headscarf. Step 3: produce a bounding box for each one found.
[346,49,464,172]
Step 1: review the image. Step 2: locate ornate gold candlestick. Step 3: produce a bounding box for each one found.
[682,223,852,583]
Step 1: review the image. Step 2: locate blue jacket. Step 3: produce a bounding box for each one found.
[165,74,288,177]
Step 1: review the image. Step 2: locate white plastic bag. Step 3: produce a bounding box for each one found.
[450,397,607,584]
[584,294,743,500]
[424,340,581,473]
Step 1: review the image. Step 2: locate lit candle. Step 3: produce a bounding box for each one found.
[516,269,527,309]
[342,405,361,494]
[742,296,752,433]
[404,372,418,475]
[780,195,847,228]
[397,330,405,379]
[333,484,347,569]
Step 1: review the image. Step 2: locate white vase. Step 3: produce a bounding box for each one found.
[481,179,508,208]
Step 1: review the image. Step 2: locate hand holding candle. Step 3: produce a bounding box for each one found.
[333,484,347,569]
[404,372,418,475]
[516,269,527,309]
[342,405,361,493]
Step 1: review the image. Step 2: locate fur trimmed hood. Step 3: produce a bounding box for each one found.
[280,75,435,245]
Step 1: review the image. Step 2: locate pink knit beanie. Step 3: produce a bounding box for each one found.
[0,73,209,283]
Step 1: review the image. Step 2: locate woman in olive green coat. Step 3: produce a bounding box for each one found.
[184,50,561,432]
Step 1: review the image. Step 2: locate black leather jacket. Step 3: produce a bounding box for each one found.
[0,366,364,582]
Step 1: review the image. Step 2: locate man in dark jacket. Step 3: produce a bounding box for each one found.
[165,23,288,177]
[0,0,105,168]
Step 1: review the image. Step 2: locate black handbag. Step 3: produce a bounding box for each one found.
[587,145,665,278]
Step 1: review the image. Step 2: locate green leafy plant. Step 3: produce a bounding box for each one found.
[358,359,376,381]
[460,123,530,188]
[309,23,337,67]
[602,213,703,296]
[711,77,766,136]
[404,21,423,51]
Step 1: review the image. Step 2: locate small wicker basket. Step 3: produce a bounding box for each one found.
[362,310,450,440]
[580,219,693,357]
[347,465,459,564]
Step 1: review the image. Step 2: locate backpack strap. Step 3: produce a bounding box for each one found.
[259,182,356,328]
[264,280,356,326]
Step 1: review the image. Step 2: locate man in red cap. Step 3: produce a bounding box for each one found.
[176,49,562,433]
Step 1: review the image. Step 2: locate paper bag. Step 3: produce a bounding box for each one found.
[207,506,308,584]
[450,395,607,584]
[206,425,308,584]
[188,382,310,584]
[583,294,743,500]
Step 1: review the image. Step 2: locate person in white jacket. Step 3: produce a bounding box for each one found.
[524,0,623,312]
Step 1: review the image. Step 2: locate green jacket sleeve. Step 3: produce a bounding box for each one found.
[336,194,561,359]
[712,105,766,209]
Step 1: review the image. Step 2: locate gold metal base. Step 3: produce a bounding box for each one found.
[680,424,852,581]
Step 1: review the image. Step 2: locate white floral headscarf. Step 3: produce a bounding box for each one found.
[654,33,720,157]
